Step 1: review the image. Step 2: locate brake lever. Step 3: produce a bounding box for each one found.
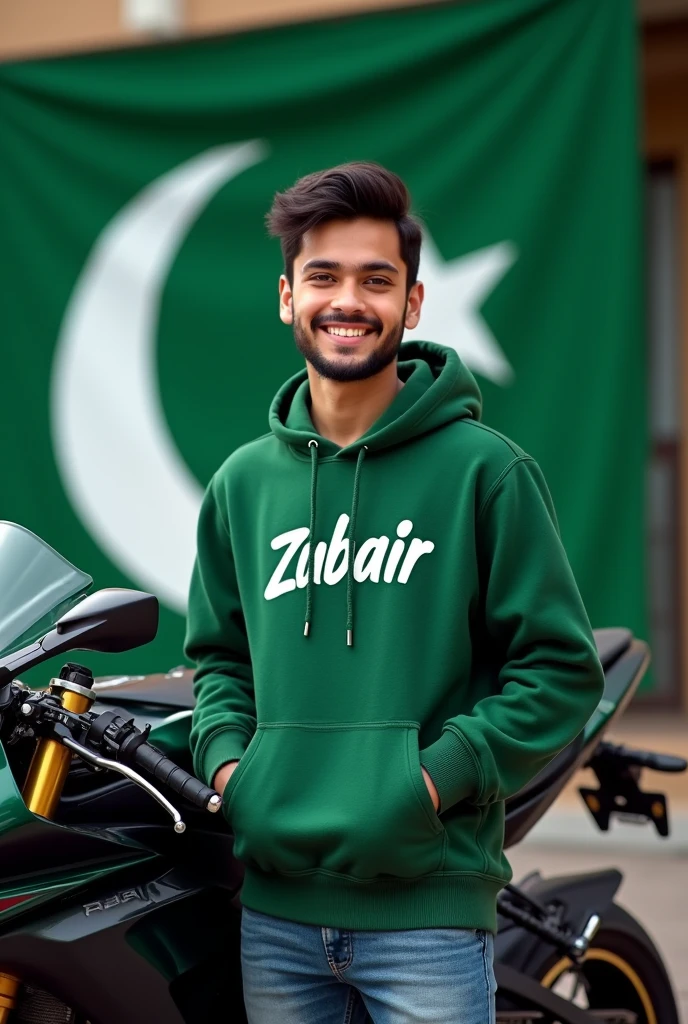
[62,736,186,833]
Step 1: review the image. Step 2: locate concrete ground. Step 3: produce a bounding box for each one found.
[508,710,688,1022]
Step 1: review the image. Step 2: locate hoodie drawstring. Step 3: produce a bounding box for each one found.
[303,439,319,637]
[303,441,368,647]
[346,445,368,647]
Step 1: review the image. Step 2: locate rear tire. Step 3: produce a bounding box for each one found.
[534,902,679,1024]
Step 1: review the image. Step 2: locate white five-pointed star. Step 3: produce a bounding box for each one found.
[412,234,518,385]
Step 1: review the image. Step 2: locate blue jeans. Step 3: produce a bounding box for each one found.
[241,907,496,1024]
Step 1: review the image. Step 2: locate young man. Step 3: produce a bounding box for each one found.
[185,163,604,1024]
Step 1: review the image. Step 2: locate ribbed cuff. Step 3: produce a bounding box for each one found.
[420,729,481,812]
[199,729,251,787]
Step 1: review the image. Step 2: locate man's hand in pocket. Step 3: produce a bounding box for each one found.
[422,766,440,812]
[213,760,240,796]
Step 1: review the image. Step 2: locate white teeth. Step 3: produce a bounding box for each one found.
[325,327,367,337]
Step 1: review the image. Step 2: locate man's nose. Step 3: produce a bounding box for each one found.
[331,281,365,314]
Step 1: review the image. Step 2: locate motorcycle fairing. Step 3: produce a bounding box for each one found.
[0,865,243,1024]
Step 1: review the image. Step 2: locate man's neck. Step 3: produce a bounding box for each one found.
[306,361,404,449]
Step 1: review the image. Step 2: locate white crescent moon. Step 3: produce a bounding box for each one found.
[51,140,268,614]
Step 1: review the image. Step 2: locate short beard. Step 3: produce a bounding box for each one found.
[293,317,406,383]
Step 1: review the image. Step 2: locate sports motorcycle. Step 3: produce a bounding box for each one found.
[0,520,684,1024]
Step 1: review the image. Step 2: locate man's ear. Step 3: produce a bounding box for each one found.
[404,281,424,330]
[279,275,294,325]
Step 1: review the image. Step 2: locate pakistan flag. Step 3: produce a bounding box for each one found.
[0,0,645,684]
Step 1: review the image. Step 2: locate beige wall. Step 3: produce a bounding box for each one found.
[641,0,688,20]
[0,0,450,62]
[4,0,683,63]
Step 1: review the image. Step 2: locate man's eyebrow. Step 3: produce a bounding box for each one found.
[300,259,399,275]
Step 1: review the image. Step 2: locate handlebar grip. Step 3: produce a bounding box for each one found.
[133,742,222,812]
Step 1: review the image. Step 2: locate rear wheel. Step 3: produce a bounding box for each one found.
[536,903,679,1024]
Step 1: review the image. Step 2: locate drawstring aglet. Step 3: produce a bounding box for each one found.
[304,622,311,638]
[347,629,353,647]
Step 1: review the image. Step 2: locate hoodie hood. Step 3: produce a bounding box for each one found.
[269,341,482,458]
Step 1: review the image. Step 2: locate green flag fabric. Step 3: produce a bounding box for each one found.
[0,0,646,685]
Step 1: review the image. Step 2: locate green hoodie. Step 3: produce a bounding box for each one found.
[186,341,604,933]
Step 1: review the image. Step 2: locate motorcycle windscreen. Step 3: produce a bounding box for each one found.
[0,521,92,657]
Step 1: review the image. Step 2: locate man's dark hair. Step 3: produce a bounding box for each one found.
[266,162,422,291]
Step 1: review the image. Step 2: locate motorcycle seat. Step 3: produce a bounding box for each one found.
[593,627,632,670]
[505,730,584,815]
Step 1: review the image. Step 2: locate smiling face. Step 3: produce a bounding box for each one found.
[279,217,423,382]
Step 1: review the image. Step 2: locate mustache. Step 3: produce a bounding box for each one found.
[310,313,382,333]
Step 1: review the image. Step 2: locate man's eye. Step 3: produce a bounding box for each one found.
[310,274,335,282]
[366,277,391,286]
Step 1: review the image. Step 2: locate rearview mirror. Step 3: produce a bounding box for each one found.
[52,589,159,653]
[0,589,159,681]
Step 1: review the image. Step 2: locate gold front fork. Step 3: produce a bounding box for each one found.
[0,678,95,1022]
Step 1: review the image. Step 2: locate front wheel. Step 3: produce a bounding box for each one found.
[535,903,679,1024]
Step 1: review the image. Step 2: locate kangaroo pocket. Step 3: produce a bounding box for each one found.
[225,723,446,881]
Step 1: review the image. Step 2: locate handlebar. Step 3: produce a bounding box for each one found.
[3,685,223,830]
[131,742,222,813]
[3,675,223,827]
[84,707,222,816]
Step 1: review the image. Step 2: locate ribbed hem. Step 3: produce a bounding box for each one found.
[198,729,250,787]
[241,868,500,932]
[420,729,481,812]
